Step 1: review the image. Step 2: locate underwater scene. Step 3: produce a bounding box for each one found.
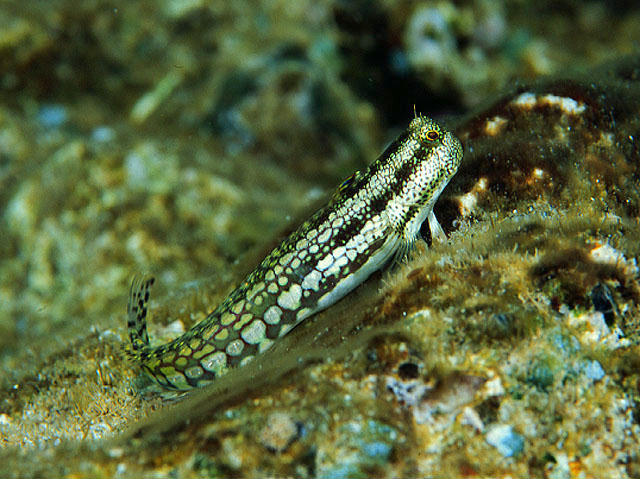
[1,0,640,477]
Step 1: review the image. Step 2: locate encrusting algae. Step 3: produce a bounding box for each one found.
[1,1,640,476]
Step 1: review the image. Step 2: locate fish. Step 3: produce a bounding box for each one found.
[126,115,463,391]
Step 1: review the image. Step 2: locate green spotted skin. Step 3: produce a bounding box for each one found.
[126,115,463,390]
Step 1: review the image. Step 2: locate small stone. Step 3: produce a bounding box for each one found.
[362,441,392,460]
[486,424,524,457]
[259,412,299,453]
[483,376,505,397]
[107,447,124,458]
[37,104,67,128]
[582,360,605,382]
[91,126,115,143]
[460,406,484,432]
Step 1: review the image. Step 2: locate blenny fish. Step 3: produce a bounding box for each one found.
[126,115,463,391]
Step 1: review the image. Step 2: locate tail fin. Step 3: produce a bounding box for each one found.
[126,274,155,351]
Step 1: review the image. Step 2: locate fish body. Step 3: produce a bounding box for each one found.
[127,115,463,390]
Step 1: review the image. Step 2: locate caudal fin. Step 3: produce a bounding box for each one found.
[126,274,155,351]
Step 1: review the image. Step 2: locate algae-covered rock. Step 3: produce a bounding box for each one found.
[1,0,640,478]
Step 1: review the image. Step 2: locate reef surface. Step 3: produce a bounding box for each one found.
[1,1,639,478]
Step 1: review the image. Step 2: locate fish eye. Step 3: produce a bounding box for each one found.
[425,129,440,141]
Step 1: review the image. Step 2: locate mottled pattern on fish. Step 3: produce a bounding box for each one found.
[126,115,463,390]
